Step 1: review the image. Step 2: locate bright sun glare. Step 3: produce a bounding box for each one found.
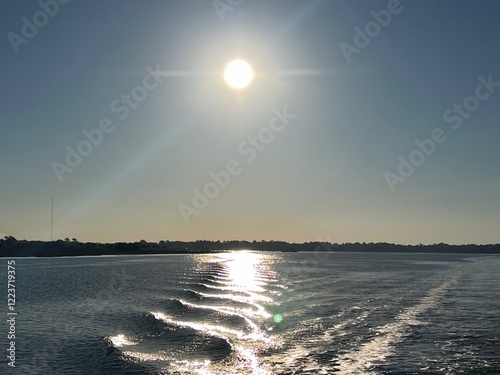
[224,60,254,89]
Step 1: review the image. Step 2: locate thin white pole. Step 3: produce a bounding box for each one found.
[51,195,54,241]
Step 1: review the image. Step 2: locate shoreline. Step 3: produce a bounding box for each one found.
[2,238,500,258]
[2,248,500,258]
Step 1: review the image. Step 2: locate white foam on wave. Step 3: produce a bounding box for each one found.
[149,311,276,374]
[198,282,266,294]
[337,273,461,374]
[188,290,273,317]
[268,307,375,374]
[323,308,374,340]
[122,350,173,363]
[197,290,273,304]
[150,311,273,343]
[178,299,270,326]
[108,334,138,347]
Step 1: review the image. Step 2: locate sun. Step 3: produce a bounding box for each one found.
[224,60,254,89]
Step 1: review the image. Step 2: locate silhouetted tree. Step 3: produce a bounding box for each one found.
[3,236,17,246]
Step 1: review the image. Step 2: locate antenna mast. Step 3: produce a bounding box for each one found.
[50,195,54,241]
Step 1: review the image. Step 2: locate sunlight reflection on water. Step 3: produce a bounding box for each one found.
[107,251,282,374]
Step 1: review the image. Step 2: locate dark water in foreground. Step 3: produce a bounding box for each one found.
[1,252,499,374]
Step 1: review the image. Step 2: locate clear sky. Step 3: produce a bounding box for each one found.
[1,0,499,244]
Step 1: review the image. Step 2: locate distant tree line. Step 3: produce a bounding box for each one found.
[0,236,499,257]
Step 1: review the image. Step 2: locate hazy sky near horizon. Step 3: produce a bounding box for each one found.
[1,0,499,244]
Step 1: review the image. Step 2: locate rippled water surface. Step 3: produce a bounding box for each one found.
[1,252,499,374]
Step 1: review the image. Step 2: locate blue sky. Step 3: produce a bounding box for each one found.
[1,0,499,244]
